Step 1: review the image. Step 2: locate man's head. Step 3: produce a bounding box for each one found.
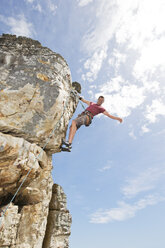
[97,96,104,105]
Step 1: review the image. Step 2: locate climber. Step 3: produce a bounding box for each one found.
[61,95,123,152]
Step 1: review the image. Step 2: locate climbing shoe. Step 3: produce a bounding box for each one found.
[62,140,72,149]
[61,140,72,152]
[61,146,71,152]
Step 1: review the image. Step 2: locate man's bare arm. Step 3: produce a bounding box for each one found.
[103,111,123,123]
[79,97,90,106]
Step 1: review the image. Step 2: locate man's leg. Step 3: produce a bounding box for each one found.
[68,120,77,144]
[61,116,84,151]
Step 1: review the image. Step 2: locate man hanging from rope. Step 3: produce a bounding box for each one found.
[61,95,123,152]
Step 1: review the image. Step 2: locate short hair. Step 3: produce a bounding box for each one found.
[98,96,104,99]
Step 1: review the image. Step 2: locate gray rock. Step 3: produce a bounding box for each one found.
[0,34,80,154]
[0,34,79,248]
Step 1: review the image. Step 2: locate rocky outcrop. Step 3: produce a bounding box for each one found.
[0,33,79,154]
[43,184,72,248]
[0,34,80,248]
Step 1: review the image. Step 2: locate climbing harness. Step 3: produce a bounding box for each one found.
[0,87,82,229]
[80,110,93,126]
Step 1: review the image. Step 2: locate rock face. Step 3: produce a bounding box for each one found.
[0,34,80,248]
[0,33,79,154]
[43,184,72,248]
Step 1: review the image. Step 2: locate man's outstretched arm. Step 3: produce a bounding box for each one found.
[103,110,123,123]
[79,96,90,106]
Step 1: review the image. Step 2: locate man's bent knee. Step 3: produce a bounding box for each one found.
[70,120,77,129]
[72,120,76,125]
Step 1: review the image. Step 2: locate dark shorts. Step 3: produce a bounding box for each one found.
[74,115,89,130]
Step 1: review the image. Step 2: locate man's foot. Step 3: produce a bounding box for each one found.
[62,140,72,149]
[61,140,72,152]
[61,146,71,152]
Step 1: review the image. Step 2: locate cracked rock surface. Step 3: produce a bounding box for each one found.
[43,184,72,248]
[0,34,79,154]
[0,34,80,248]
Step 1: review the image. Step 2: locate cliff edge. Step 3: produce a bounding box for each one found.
[0,34,80,248]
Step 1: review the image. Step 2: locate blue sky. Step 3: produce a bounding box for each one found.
[1,0,165,247]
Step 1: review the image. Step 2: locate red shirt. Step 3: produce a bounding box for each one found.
[86,102,105,118]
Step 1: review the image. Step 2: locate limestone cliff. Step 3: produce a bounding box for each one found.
[0,34,80,248]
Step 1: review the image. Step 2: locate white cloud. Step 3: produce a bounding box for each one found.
[90,194,165,223]
[47,0,57,15]
[80,0,165,124]
[87,90,95,99]
[81,0,118,53]
[133,38,165,80]
[90,165,165,223]
[114,0,165,83]
[26,0,35,3]
[98,161,113,172]
[25,0,42,12]
[80,0,119,82]
[141,125,150,134]
[109,49,127,72]
[97,76,123,94]
[142,81,160,94]
[96,76,146,117]
[0,14,35,37]
[34,4,42,13]
[94,76,163,121]
[115,0,165,49]
[151,128,165,137]
[98,165,112,172]
[77,0,94,7]
[82,46,108,82]
[82,0,165,224]
[145,99,165,123]
[89,85,97,89]
[128,130,137,140]
[122,167,165,198]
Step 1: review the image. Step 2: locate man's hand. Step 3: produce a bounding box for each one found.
[79,96,90,106]
[118,117,123,123]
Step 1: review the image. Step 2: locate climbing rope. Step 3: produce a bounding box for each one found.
[0,88,83,229]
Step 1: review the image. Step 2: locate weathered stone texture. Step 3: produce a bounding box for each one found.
[0,133,53,247]
[0,34,80,248]
[43,184,72,248]
[0,34,79,154]
[0,132,52,204]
